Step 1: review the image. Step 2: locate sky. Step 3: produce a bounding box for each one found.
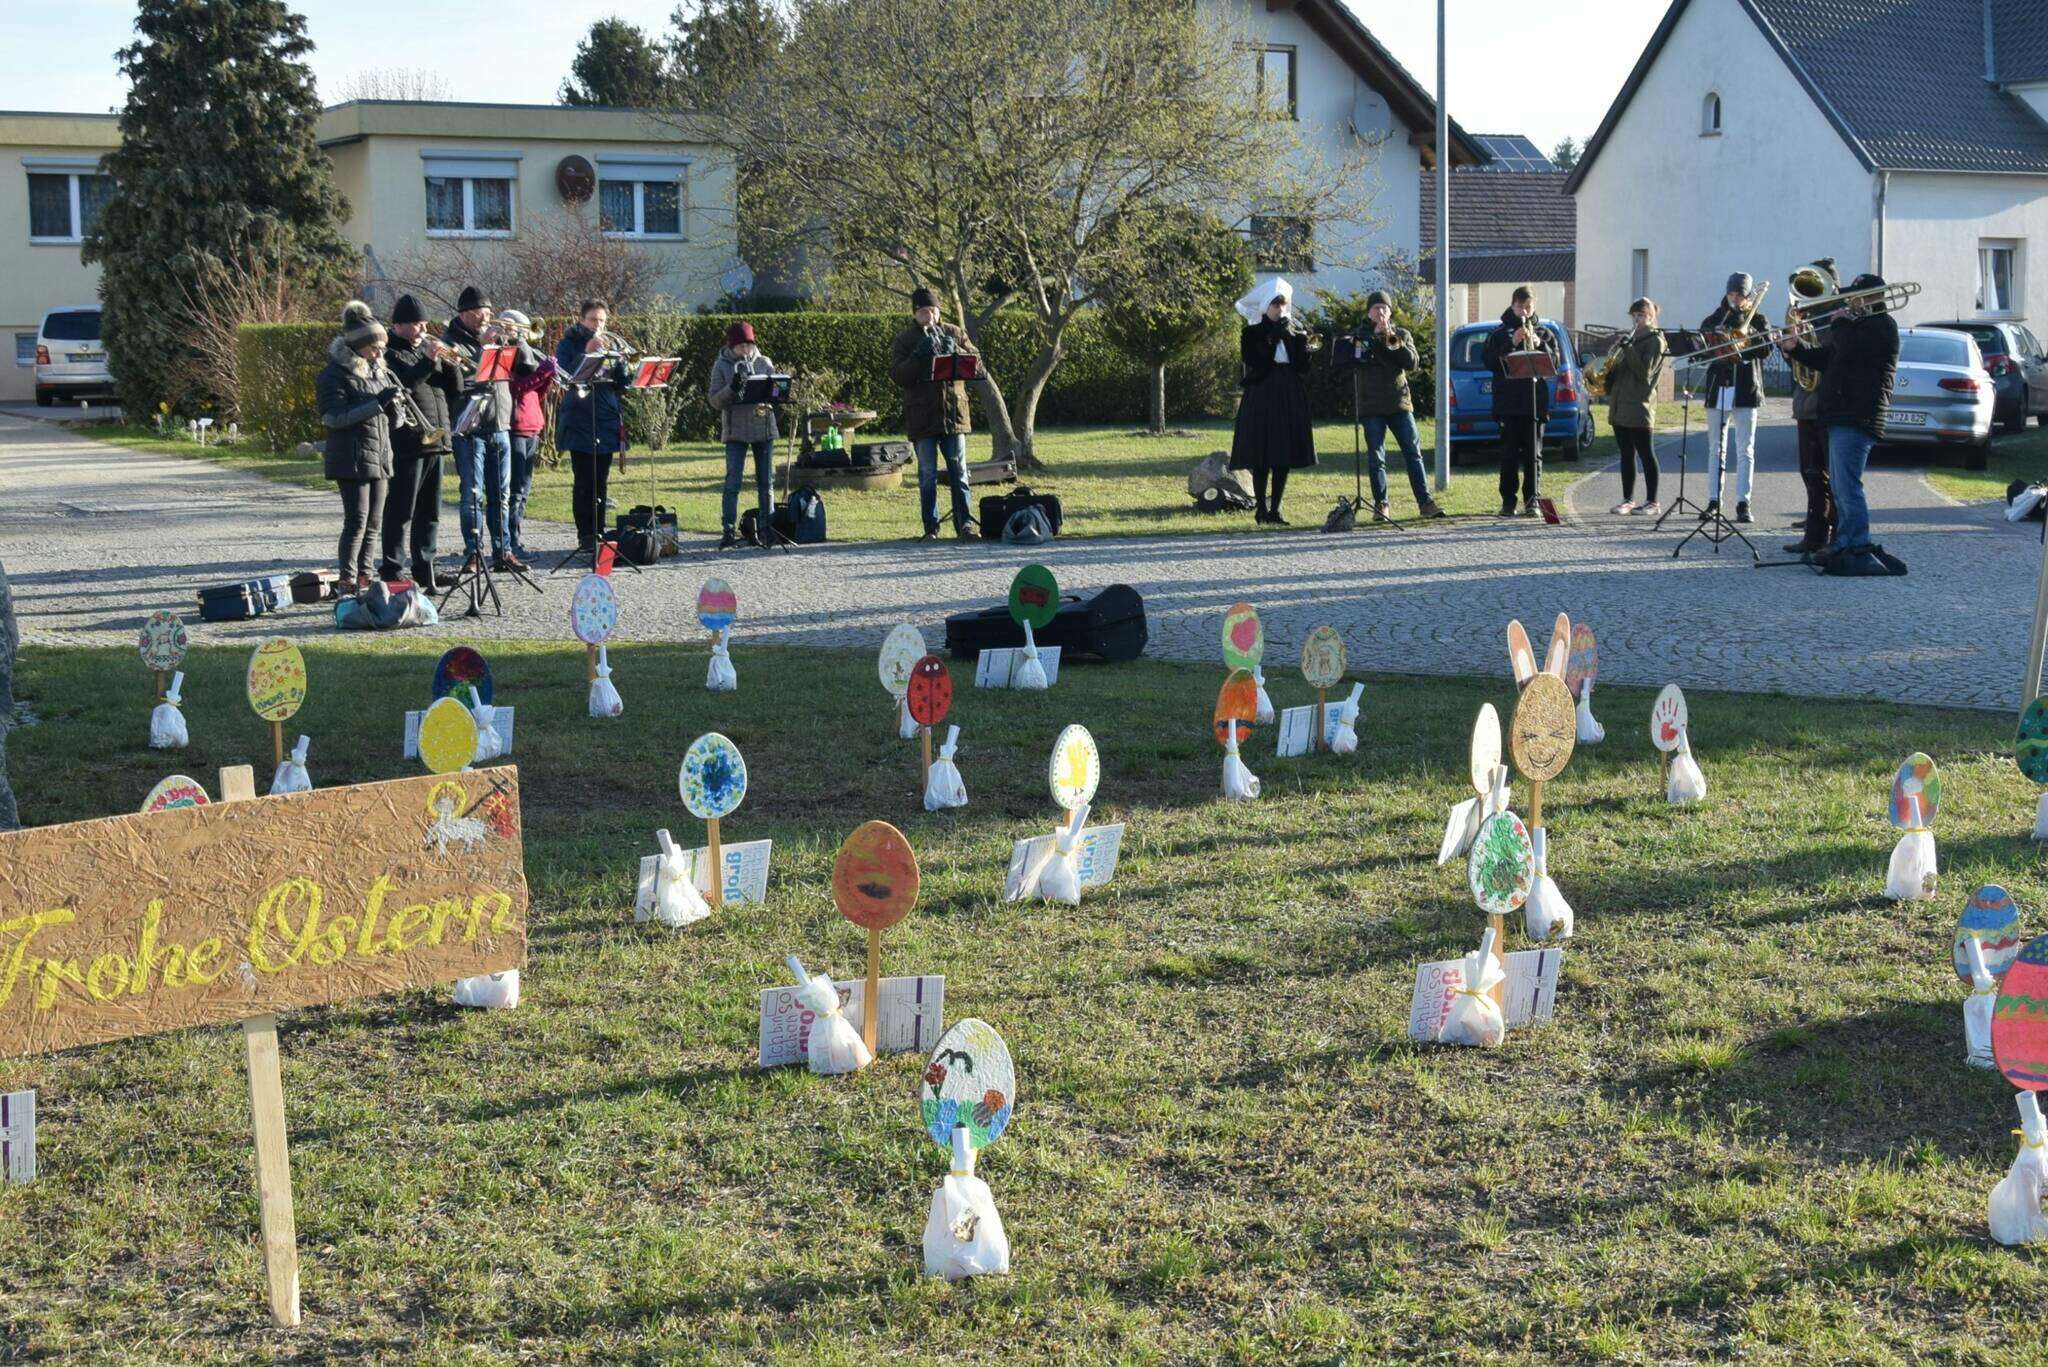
[0,0,1667,158]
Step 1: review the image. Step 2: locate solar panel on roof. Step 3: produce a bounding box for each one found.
[1471,133,1556,172]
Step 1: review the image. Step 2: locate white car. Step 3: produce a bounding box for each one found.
[1883,326,1993,468]
[33,305,113,406]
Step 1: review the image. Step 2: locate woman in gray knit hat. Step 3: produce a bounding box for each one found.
[315,301,400,592]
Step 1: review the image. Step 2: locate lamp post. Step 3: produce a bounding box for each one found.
[1433,0,1450,490]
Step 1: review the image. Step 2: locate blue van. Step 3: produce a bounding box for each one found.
[1444,318,1595,459]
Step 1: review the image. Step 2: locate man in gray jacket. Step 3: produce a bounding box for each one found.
[707,320,779,548]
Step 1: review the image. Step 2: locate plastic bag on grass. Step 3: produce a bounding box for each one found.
[269,734,312,795]
[1668,731,1707,804]
[1252,666,1275,725]
[472,702,504,762]
[1964,935,1997,1070]
[1991,1091,2048,1246]
[1015,622,1049,691]
[1221,720,1260,801]
[453,970,520,1009]
[923,725,968,811]
[787,955,872,1075]
[149,670,188,749]
[1439,927,1507,1048]
[924,1125,1010,1279]
[1576,680,1605,744]
[589,645,623,718]
[1331,683,1363,755]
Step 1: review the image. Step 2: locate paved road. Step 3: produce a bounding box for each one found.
[0,407,2032,709]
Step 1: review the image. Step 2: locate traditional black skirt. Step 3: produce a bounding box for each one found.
[1229,368,1316,472]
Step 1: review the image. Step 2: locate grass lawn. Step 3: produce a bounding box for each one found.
[3,636,2046,1360]
[83,406,1673,543]
[1923,419,2048,504]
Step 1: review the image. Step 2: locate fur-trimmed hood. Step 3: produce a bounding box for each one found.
[328,334,372,378]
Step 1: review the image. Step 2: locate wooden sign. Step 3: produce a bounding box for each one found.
[833,820,920,1054]
[919,1017,1015,1153]
[1956,884,2025,985]
[1542,613,1571,678]
[138,610,189,673]
[1049,724,1100,811]
[879,624,926,697]
[1650,684,1688,753]
[1470,704,1503,795]
[0,769,527,1057]
[1565,624,1598,699]
[680,732,748,820]
[1506,620,1536,687]
[1890,752,1941,829]
[1215,668,1259,745]
[1510,673,1576,782]
[569,573,619,645]
[1221,602,1264,672]
[246,638,306,723]
[1467,811,1535,916]
[698,577,737,634]
[1300,625,1346,689]
[417,697,479,775]
[1994,934,2048,1089]
[432,647,492,707]
[2018,695,2048,784]
[141,774,210,813]
[1008,564,1059,629]
[908,655,952,728]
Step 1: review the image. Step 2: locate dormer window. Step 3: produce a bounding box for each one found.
[1702,92,1723,136]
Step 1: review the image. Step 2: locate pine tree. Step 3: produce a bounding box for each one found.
[85,0,357,415]
[559,19,673,107]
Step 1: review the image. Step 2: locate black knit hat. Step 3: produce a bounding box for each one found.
[457,284,490,313]
[910,286,938,311]
[1725,272,1753,296]
[1365,290,1392,310]
[391,293,426,325]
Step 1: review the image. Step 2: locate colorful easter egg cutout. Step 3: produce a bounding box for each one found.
[138,610,189,672]
[1221,602,1264,672]
[1993,933,2048,1089]
[680,732,748,820]
[1511,673,1576,782]
[698,577,737,633]
[1300,625,1346,689]
[921,1017,1016,1154]
[1956,884,2024,985]
[1215,668,1259,745]
[1049,724,1100,811]
[245,637,307,722]
[907,654,952,727]
[1650,684,1687,753]
[1565,624,1598,699]
[431,646,493,707]
[2018,695,2048,785]
[141,774,210,814]
[1470,703,1503,796]
[1468,810,1535,915]
[879,624,926,697]
[1008,564,1059,629]
[833,820,920,931]
[418,695,480,774]
[569,572,619,644]
[1889,752,1940,830]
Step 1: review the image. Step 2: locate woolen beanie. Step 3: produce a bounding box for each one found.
[391,293,426,325]
[910,286,938,311]
[725,320,756,347]
[1365,290,1391,310]
[1725,272,1753,295]
[341,300,386,350]
[457,284,490,313]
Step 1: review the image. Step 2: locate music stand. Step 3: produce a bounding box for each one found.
[439,549,542,619]
[1503,348,1556,515]
[1326,368,1406,532]
[1665,366,1759,562]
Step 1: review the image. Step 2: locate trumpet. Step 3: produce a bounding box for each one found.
[593,329,639,358]
[375,362,448,446]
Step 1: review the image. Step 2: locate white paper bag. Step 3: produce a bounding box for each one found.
[924,1127,1010,1279]
[1330,682,1363,754]
[2034,793,2048,842]
[1965,935,1997,1070]
[453,970,520,1009]
[1438,764,1508,865]
[1885,829,1937,901]
[149,670,188,749]
[1222,720,1260,801]
[589,644,623,718]
[1439,928,1507,1047]
[923,724,968,811]
[1668,730,1706,804]
[472,702,504,762]
[898,696,920,740]
[706,626,737,692]
[788,956,872,1075]
[1015,621,1049,691]
[650,828,712,928]
[1252,666,1276,725]
[269,734,312,795]
[1035,805,1088,905]
[1992,1092,2048,1246]
[1523,826,1574,942]
[1575,681,1605,744]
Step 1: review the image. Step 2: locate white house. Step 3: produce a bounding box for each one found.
[1571,0,2048,340]
[1209,0,1482,305]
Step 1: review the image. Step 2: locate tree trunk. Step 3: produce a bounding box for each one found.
[1149,362,1167,434]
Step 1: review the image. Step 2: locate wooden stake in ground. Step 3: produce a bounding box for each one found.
[1300,626,1347,755]
[906,654,952,795]
[586,643,598,684]
[154,669,166,703]
[680,732,749,912]
[832,820,921,1056]
[245,637,307,777]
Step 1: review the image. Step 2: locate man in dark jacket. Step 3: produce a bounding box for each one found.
[1481,285,1560,516]
[380,293,462,587]
[1781,274,1902,575]
[1354,290,1443,520]
[888,287,989,539]
[445,284,541,573]
[1699,271,1769,522]
[554,298,634,556]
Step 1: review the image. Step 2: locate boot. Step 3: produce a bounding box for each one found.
[411,559,440,591]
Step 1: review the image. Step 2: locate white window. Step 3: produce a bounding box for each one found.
[597,159,688,238]
[26,169,114,242]
[15,332,36,367]
[1701,92,1722,136]
[1249,46,1296,119]
[420,152,520,237]
[1978,239,2019,315]
[1631,249,1650,301]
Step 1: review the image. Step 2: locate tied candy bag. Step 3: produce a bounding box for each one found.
[1523,825,1574,942]
[923,724,968,811]
[924,1125,1010,1280]
[1576,679,1605,744]
[1034,805,1089,905]
[1886,829,1937,902]
[1964,935,1996,1070]
[787,956,872,1075]
[1992,1092,2048,1246]
[651,828,711,928]
[706,626,737,692]
[589,645,624,718]
[472,702,504,762]
[1668,729,1707,804]
[898,696,920,740]
[1440,927,1507,1048]
[1252,666,1275,725]
[1014,621,1049,691]
[269,734,312,795]
[150,670,189,749]
[453,970,520,1009]
[1331,682,1363,755]
[1221,719,1260,801]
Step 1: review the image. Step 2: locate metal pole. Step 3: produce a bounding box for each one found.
[2024,514,2048,712]
[1433,0,1451,490]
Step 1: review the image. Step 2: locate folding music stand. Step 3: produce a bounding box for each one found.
[1325,368,1405,532]
[439,550,542,620]
[1664,363,1758,562]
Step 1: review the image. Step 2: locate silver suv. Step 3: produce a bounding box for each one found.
[34,305,113,406]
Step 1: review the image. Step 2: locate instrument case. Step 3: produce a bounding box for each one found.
[943,583,1146,663]
[978,486,1063,540]
[196,573,292,622]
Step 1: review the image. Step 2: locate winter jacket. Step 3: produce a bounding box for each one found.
[1787,308,1901,439]
[316,335,394,482]
[509,356,559,437]
[1354,324,1417,415]
[1603,327,1666,429]
[445,315,540,435]
[888,321,981,439]
[1698,303,1769,408]
[383,332,463,456]
[708,346,781,444]
[1481,308,1560,420]
[553,325,632,456]
[1238,318,1314,388]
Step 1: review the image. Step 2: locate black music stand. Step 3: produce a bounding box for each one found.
[1666,368,1758,562]
[1504,348,1556,515]
[729,375,795,553]
[439,550,541,619]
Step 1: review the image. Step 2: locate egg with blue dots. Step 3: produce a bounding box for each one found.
[2018,696,2048,785]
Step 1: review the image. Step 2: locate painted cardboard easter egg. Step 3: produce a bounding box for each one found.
[1888,752,1940,830]
[1955,884,2024,985]
[1993,934,2048,1090]
[920,1017,1016,1154]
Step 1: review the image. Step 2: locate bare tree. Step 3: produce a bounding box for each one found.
[173,225,345,420]
[373,207,668,321]
[329,67,454,103]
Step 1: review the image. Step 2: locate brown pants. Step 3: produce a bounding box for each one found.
[1796,417,1834,545]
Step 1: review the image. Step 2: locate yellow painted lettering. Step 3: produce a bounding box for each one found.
[0,908,76,1010]
[313,915,356,967]
[35,956,85,1011]
[248,878,322,973]
[86,952,130,1000]
[183,937,224,984]
[481,892,516,934]
[385,903,430,952]
[356,875,393,955]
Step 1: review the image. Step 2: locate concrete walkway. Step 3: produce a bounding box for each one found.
[0,408,2031,710]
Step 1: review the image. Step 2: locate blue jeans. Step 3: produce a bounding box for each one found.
[723,439,775,532]
[507,433,538,554]
[1826,423,1877,551]
[453,430,510,557]
[1363,412,1431,506]
[915,434,972,533]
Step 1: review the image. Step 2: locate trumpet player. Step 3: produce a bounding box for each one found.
[888,286,987,540]
[1699,272,1768,523]
[1356,290,1443,520]
[380,293,462,588]
[445,284,541,575]
[501,309,555,563]
[1605,297,1668,516]
[318,302,397,594]
[1229,278,1317,526]
[554,298,633,557]
[1778,273,1902,576]
[1481,285,1558,516]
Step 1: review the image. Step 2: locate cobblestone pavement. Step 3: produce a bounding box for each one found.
[0,406,2031,710]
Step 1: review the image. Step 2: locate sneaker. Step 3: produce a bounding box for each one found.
[1499,499,1517,517]
[718,530,738,550]
[1419,499,1447,519]
[1735,501,1753,524]
[1373,502,1392,522]
[954,520,977,539]
[919,528,940,542]
[1637,500,1662,517]
[1609,499,1638,515]
[1519,501,1539,518]
[1701,500,1721,522]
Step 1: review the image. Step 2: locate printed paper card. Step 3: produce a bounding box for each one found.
[757,973,945,1068]
[974,646,1062,688]
[406,707,516,760]
[1405,947,1563,1042]
[1,1090,32,1185]
[1275,704,1346,757]
[636,839,773,916]
[1003,824,1126,901]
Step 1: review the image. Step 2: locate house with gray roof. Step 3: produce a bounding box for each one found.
[1568,0,2048,345]
[1418,151,1576,329]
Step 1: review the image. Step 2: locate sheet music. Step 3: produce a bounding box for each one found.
[974,646,1062,688]
[2,1090,34,1184]
[757,974,945,1068]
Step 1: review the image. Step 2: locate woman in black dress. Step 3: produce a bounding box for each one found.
[1229,282,1317,524]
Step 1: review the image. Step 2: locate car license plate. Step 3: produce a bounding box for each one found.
[71,350,103,361]
[1888,410,1927,426]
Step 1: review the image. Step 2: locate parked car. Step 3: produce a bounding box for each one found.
[1445,318,1595,459]
[1880,326,1993,467]
[33,305,113,406]
[1918,319,2048,433]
